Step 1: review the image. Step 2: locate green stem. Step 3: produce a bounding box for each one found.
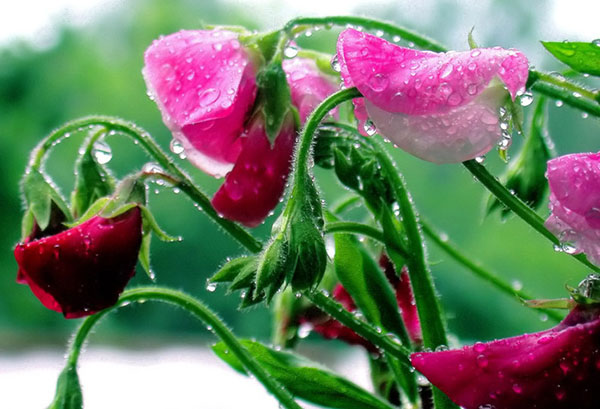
[293,88,361,184]
[324,221,409,259]
[331,194,362,214]
[65,287,302,409]
[371,137,457,409]
[28,116,262,253]
[463,159,600,272]
[284,16,446,52]
[421,220,563,323]
[304,290,412,366]
[285,16,600,117]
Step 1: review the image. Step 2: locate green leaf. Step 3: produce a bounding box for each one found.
[210,256,258,283]
[138,232,153,280]
[542,41,600,76]
[213,340,395,409]
[47,364,83,409]
[333,233,409,344]
[255,236,296,302]
[22,169,73,231]
[239,30,281,63]
[256,62,292,144]
[71,137,115,218]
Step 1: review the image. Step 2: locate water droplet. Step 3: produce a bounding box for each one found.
[440,63,454,79]
[511,280,523,291]
[170,139,184,155]
[475,155,486,164]
[206,282,217,292]
[476,354,489,368]
[284,45,298,58]
[368,73,389,91]
[572,91,582,98]
[512,383,522,394]
[592,39,600,47]
[93,141,112,164]
[142,162,164,174]
[470,49,481,57]
[363,119,377,136]
[555,100,564,107]
[199,88,220,106]
[330,55,341,72]
[298,323,312,338]
[582,112,589,119]
[519,92,534,106]
[561,243,577,254]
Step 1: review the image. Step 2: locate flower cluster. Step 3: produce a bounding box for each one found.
[143,30,338,227]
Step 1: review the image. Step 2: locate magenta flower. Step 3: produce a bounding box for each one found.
[144,30,338,227]
[545,152,600,265]
[14,208,143,318]
[411,305,600,409]
[336,28,529,163]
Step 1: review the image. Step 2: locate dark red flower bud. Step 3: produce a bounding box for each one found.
[14,208,143,318]
[411,305,600,409]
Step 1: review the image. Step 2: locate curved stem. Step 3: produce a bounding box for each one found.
[331,195,362,214]
[421,220,563,323]
[463,159,600,272]
[529,79,600,118]
[28,116,262,253]
[304,290,411,366]
[284,16,446,52]
[532,70,597,100]
[293,88,361,184]
[65,287,302,409]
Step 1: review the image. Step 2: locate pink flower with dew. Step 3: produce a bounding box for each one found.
[144,30,338,227]
[143,29,257,178]
[411,305,600,409]
[336,28,529,163]
[545,152,600,265]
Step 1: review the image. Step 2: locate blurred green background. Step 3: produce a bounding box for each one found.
[1,0,598,351]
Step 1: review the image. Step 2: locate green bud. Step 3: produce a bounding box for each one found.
[288,221,327,291]
[48,364,83,409]
[256,236,297,302]
[210,256,258,283]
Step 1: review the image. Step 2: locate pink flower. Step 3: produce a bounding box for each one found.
[14,208,143,318]
[411,305,600,409]
[144,30,338,227]
[336,28,529,163]
[545,152,600,265]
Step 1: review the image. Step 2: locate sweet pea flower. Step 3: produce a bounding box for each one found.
[14,208,143,318]
[336,28,529,163]
[144,30,338,227]
[411,304,600,409]
[545,152,600,265]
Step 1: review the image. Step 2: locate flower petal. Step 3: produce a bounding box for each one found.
[143,29,257,177]
[337,28,528,115]
[211,116,296,227]
[545,152,600,265]
[411,306,600,409]
[283,58,339,123]
[14,208,142,318]
[365,83,506,163]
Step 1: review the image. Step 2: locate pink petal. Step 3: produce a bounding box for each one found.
[283,58,339,122]
[211,116,296,227]
[337,28,528,115]
[143,29,257,177]
[411,306,600,409]
[545,152,600,265]
[365,83,507,163]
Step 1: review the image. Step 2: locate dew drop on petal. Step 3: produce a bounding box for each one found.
[512,383,522,394]
[330,55,341,73]
[198,88,220,106]
[368,73,389,92]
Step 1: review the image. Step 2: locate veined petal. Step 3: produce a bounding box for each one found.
[366,83,507,163]
[211,116,296,227]
[411,306,600,409]
[143,29,257,177]
[337,28,528,115]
